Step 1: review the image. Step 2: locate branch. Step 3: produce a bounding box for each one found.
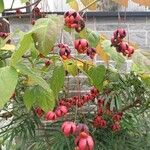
[79,0,99,12]
[4,0,42,12]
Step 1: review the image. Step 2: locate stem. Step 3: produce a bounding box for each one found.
[10,0,15,9]
[4,0,42,12]
[79,0,99,12]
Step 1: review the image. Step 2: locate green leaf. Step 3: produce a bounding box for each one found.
[0,0,4,12]
[15,63,52,93]
[32,15,64,56]
[63,59,78,76]
[20,0,29,3]
[49,65,65,99]
[102,40,125,69]
[0,66,18,108]
[23,87,36,110]
[79,28,100,47]
[10,32,33,66]
[132,50,150,73]
[87,65,106,91]
[140,74,150,88]
[23,85,55,112]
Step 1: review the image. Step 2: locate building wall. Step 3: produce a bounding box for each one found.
[9,15,150,49]
[8,14,150,96]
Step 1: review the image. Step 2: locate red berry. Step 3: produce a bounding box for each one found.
[75,132,94,150]
[111,123,121,132]
[114,28,126,39]
[98,99,104,107]
[74,39,89,54]
[120,42,129,52]
[59,43,71,59]
[35,107,44,117]
[112,113,122,122]
[44,60,52,67]
[98,108,103,116]
[75,124,89,136]
[99,119,107,128]
[31,20,36,25]
[87,48,96,59]
[16,9,22,15]
[61,121,77,137]
[55,105,68,117]
[64,10,84,31]
[45,111,57,121]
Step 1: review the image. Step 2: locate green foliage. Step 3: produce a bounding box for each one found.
[0,0,4,12]
[63,59,78,76]
[32,16,64,56]
[79,28,100,47]
[0,6,150,150]
[132,50,150,73]
[11,32,33,66]
[87,65,106,91]
[24,85,55,112]
[0,66,18,108]
[15,63,52,93]
[49,65,65,99]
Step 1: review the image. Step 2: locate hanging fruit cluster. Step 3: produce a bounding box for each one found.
[74,39,96,59]
[111,28,134,57]
[58,43,71,60]
[58,39,96,60]
[61,122,94,150]
[38,87,99,121]
[34,86,124,150]
[64,10,85,32]
[93,98,123,132]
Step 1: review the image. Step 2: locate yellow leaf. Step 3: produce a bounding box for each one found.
[81,0,97,10]
[1,44,16,51]
[67,0,79,11]
[112,0,128,7]
[96,39,110,63]
[132,0,150,6]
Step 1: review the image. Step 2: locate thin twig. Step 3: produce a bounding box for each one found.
[4,0,42,12]
[10,0,15,9]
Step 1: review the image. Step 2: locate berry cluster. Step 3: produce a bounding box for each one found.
[58,43,71,60]
[32,7,42,17]
[93,98,123,132]
[64,10,85,32]
[43,87,99,121]
[58,88,99,109]
[74,39,96,59]
[61,122,94,150]
[111,28,134,57]
[45,105,68,121]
